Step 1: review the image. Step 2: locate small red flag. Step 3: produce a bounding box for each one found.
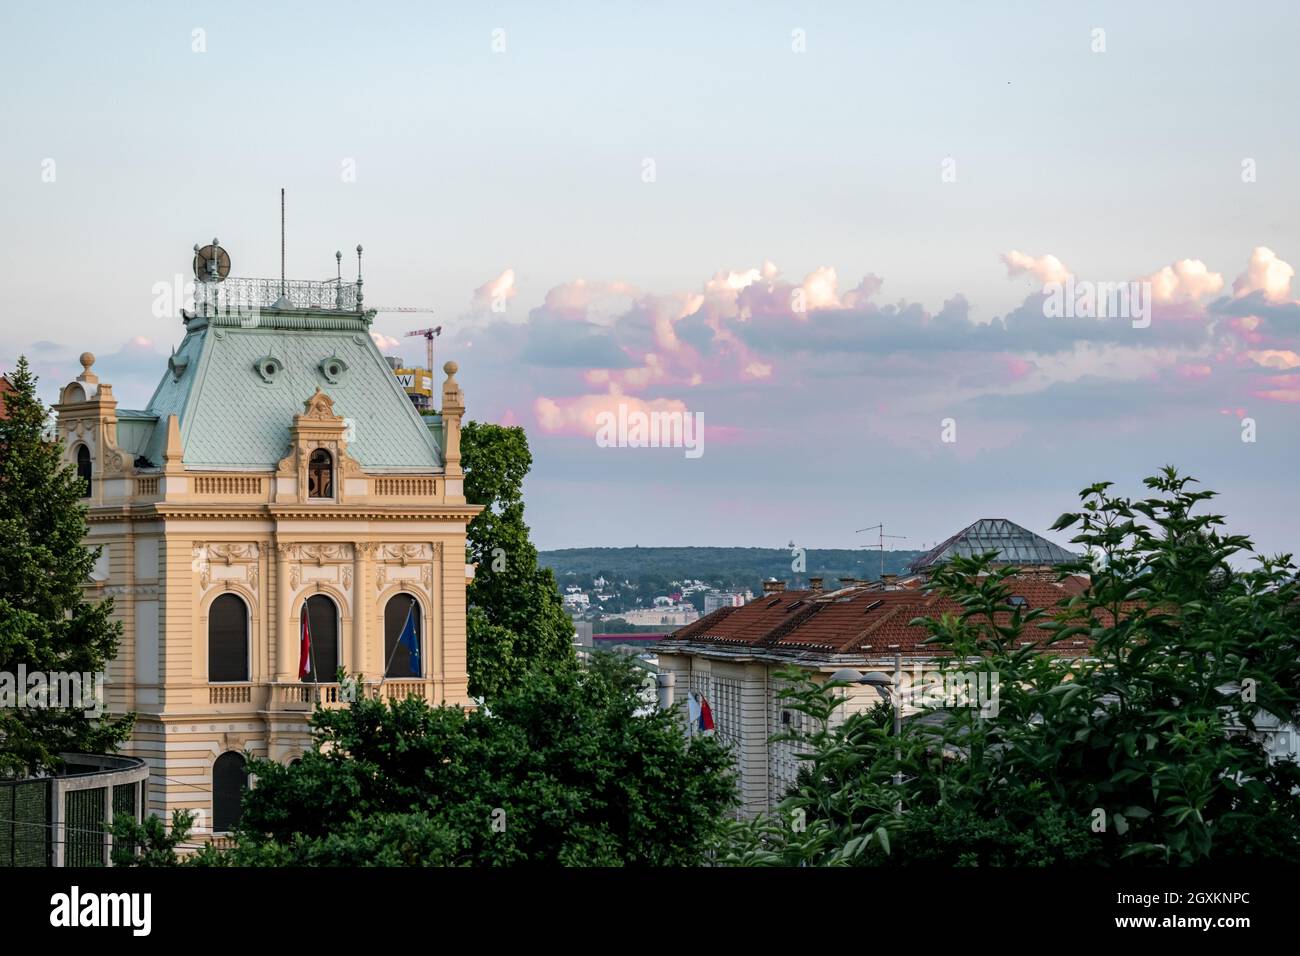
[298,606,312,679]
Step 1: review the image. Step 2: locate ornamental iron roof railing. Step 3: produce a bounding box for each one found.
[196,277,363,316]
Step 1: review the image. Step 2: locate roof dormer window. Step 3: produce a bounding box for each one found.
[307,448,334,499]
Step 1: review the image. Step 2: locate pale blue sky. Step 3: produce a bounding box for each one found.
[3,2,1298,553]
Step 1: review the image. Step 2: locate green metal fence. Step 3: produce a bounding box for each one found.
[0,778,52,867]
[64,787,106,867]
[0,754,147,866]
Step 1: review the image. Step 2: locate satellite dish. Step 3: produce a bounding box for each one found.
[193,239,231,282]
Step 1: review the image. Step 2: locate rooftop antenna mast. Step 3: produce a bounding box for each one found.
[855,523,907,580]
[280,187,286,297]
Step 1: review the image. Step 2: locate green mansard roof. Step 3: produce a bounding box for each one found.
[123,310,443,472]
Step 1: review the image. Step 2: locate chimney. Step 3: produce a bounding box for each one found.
[762,578,786,594]
[838,577,859,587]
[881,574,898,587]
[809,576,824,592]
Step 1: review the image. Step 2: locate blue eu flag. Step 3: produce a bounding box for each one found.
[398,603,421,676]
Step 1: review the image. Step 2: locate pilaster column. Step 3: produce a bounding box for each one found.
[353,543,369,679]
[275,542,294,681]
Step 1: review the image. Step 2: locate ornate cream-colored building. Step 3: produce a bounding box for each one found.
[53,263,480,833]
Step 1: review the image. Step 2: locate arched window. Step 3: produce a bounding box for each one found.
[301,594,340,683]
[384,594,423,678]
[212,752,248,832]
[208,594,249,682]
[75,445,92,497]
[307,449,333,499]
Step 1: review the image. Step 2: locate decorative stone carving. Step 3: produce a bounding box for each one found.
[194,542,259,593]
[378,543,433,563]
[290,543,354,562]
[104,450,129,476]
[276,447,296,477]
[302,388,336,420]
[209,543,259,562]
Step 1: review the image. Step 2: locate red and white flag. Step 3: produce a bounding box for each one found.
[298,607,312,679]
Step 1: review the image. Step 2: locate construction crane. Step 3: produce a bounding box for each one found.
[855,523,907,580]
[404,325,443,373]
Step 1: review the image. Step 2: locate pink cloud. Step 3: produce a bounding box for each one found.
[1146,259,1224,303]
[1233,247,1295,301]
[534,390,693,436]
[1001,250,1070,286]
[472,268,518,312]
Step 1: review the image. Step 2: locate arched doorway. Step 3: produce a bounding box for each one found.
[383,594,423,678]
[300,594,340,683]
[208,593,249,682]
[212,752,248,832]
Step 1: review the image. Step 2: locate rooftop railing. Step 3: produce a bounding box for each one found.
[196,276,362,315]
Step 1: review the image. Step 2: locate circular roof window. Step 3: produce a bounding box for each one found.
[254,355,283,384]
[319,355,349,384]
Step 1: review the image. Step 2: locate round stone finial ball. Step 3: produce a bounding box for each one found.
[80,352,95,370]
[443,361,458,376]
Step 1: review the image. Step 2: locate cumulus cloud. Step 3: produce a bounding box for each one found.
[458,246,1300,441]
[542,278,638,321]
[1146,259,1224,303]
[1233,247,1295,301]
[370,331,403,352]
[1001,250,1070,287]
[534,390,692,436]
[472,268,518,312]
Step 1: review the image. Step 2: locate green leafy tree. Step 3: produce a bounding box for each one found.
[110,808,201,867]
[461,420,574,700]
[727,468,1300,866]
[190,655,734,866]
[0,358,133,777]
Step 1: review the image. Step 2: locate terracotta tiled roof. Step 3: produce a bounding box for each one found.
[662,576,1095,660]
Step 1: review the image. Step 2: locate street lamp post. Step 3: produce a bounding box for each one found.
[833,659,904,812]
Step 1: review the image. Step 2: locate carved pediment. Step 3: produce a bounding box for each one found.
[302,388,339,421]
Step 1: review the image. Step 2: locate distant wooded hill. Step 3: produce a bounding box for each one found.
[538,547,927,593]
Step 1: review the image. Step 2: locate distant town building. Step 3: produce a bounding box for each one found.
[385,357,436,414]
[703,591,745,615]
[658,519,1088,816]
[618,605,699,627]
[563,592,590,609]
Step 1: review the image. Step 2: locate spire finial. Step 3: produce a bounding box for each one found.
[355,244,364,312]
